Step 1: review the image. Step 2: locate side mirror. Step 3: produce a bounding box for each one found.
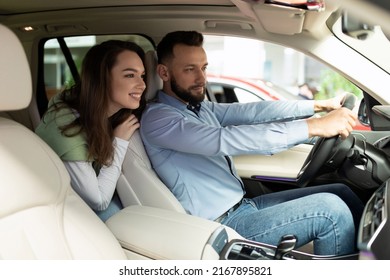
[358,98,370,127]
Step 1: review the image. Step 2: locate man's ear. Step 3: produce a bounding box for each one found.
[157,64,169,82]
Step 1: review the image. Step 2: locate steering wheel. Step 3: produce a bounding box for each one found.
[296,93,357,187]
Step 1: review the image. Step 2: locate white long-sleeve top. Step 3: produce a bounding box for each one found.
[63,137,129,211]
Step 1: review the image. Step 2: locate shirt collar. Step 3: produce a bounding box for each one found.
[157,90,202,116]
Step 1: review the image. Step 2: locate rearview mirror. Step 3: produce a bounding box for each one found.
[342,11,375,40]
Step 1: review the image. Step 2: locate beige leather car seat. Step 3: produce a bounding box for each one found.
[116,50,186,213]
[0,24,126,259]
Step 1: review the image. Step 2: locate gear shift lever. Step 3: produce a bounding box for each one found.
[274,235,297,260]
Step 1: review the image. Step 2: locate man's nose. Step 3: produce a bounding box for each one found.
[195,68,206,82]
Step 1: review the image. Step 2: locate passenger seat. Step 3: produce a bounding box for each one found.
[0,23,127,259]
[116,50,186,213]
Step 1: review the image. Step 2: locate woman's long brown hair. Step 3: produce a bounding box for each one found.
[53,40,146,167]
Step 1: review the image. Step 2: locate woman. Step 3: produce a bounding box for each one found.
[36,40,146,221]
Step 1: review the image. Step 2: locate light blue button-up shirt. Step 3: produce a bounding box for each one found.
[140,91,315,220]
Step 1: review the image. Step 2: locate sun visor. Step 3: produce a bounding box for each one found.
[253,3,306,35]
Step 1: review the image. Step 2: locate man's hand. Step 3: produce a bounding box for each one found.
[307,107,357,139]
[314,93,353,112]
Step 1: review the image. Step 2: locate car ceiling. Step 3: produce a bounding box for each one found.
[0,0,236,14]
[0,0,342,44]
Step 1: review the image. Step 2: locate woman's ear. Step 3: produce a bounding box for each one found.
[157,64,169,82]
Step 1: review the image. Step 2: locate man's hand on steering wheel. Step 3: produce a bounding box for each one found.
[313,93,350,112]
[307,107,357,139]
[296,93,358,187]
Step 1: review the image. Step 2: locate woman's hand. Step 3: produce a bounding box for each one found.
[113,114,140,141]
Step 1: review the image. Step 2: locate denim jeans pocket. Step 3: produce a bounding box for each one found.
[242,198,256,208]
[222,198,256,225]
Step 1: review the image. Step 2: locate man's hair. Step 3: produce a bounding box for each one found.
[157,31,203,64]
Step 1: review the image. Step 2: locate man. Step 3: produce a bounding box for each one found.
[140,31,363,256]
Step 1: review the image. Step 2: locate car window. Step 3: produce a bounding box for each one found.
[204,35,363,101]
[42,35,154,102]
[209,83,268,103]
[203,35,369,130]
[234,88,263,103]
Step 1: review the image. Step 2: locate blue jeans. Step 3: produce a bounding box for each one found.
[221,184,364,256]
[95,191,123,222]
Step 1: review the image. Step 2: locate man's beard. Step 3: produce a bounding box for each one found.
[170,76,206,105]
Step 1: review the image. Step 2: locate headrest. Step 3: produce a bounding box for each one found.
[144,50,162,101]
[0,24,32,111]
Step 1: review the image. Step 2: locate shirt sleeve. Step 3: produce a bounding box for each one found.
[209,99,315,126]
[63,137,129,211]
[141,101,312,157]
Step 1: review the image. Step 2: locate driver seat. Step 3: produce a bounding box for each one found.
[0,23,126,259]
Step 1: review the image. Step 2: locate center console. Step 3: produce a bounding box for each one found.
[219,237,358,260]
[358,179,390,259]
[107,178,390,260]
[105,205,242,260]
[106,205,359,260]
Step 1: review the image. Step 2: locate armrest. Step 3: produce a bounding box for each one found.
[105,205,242,260]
